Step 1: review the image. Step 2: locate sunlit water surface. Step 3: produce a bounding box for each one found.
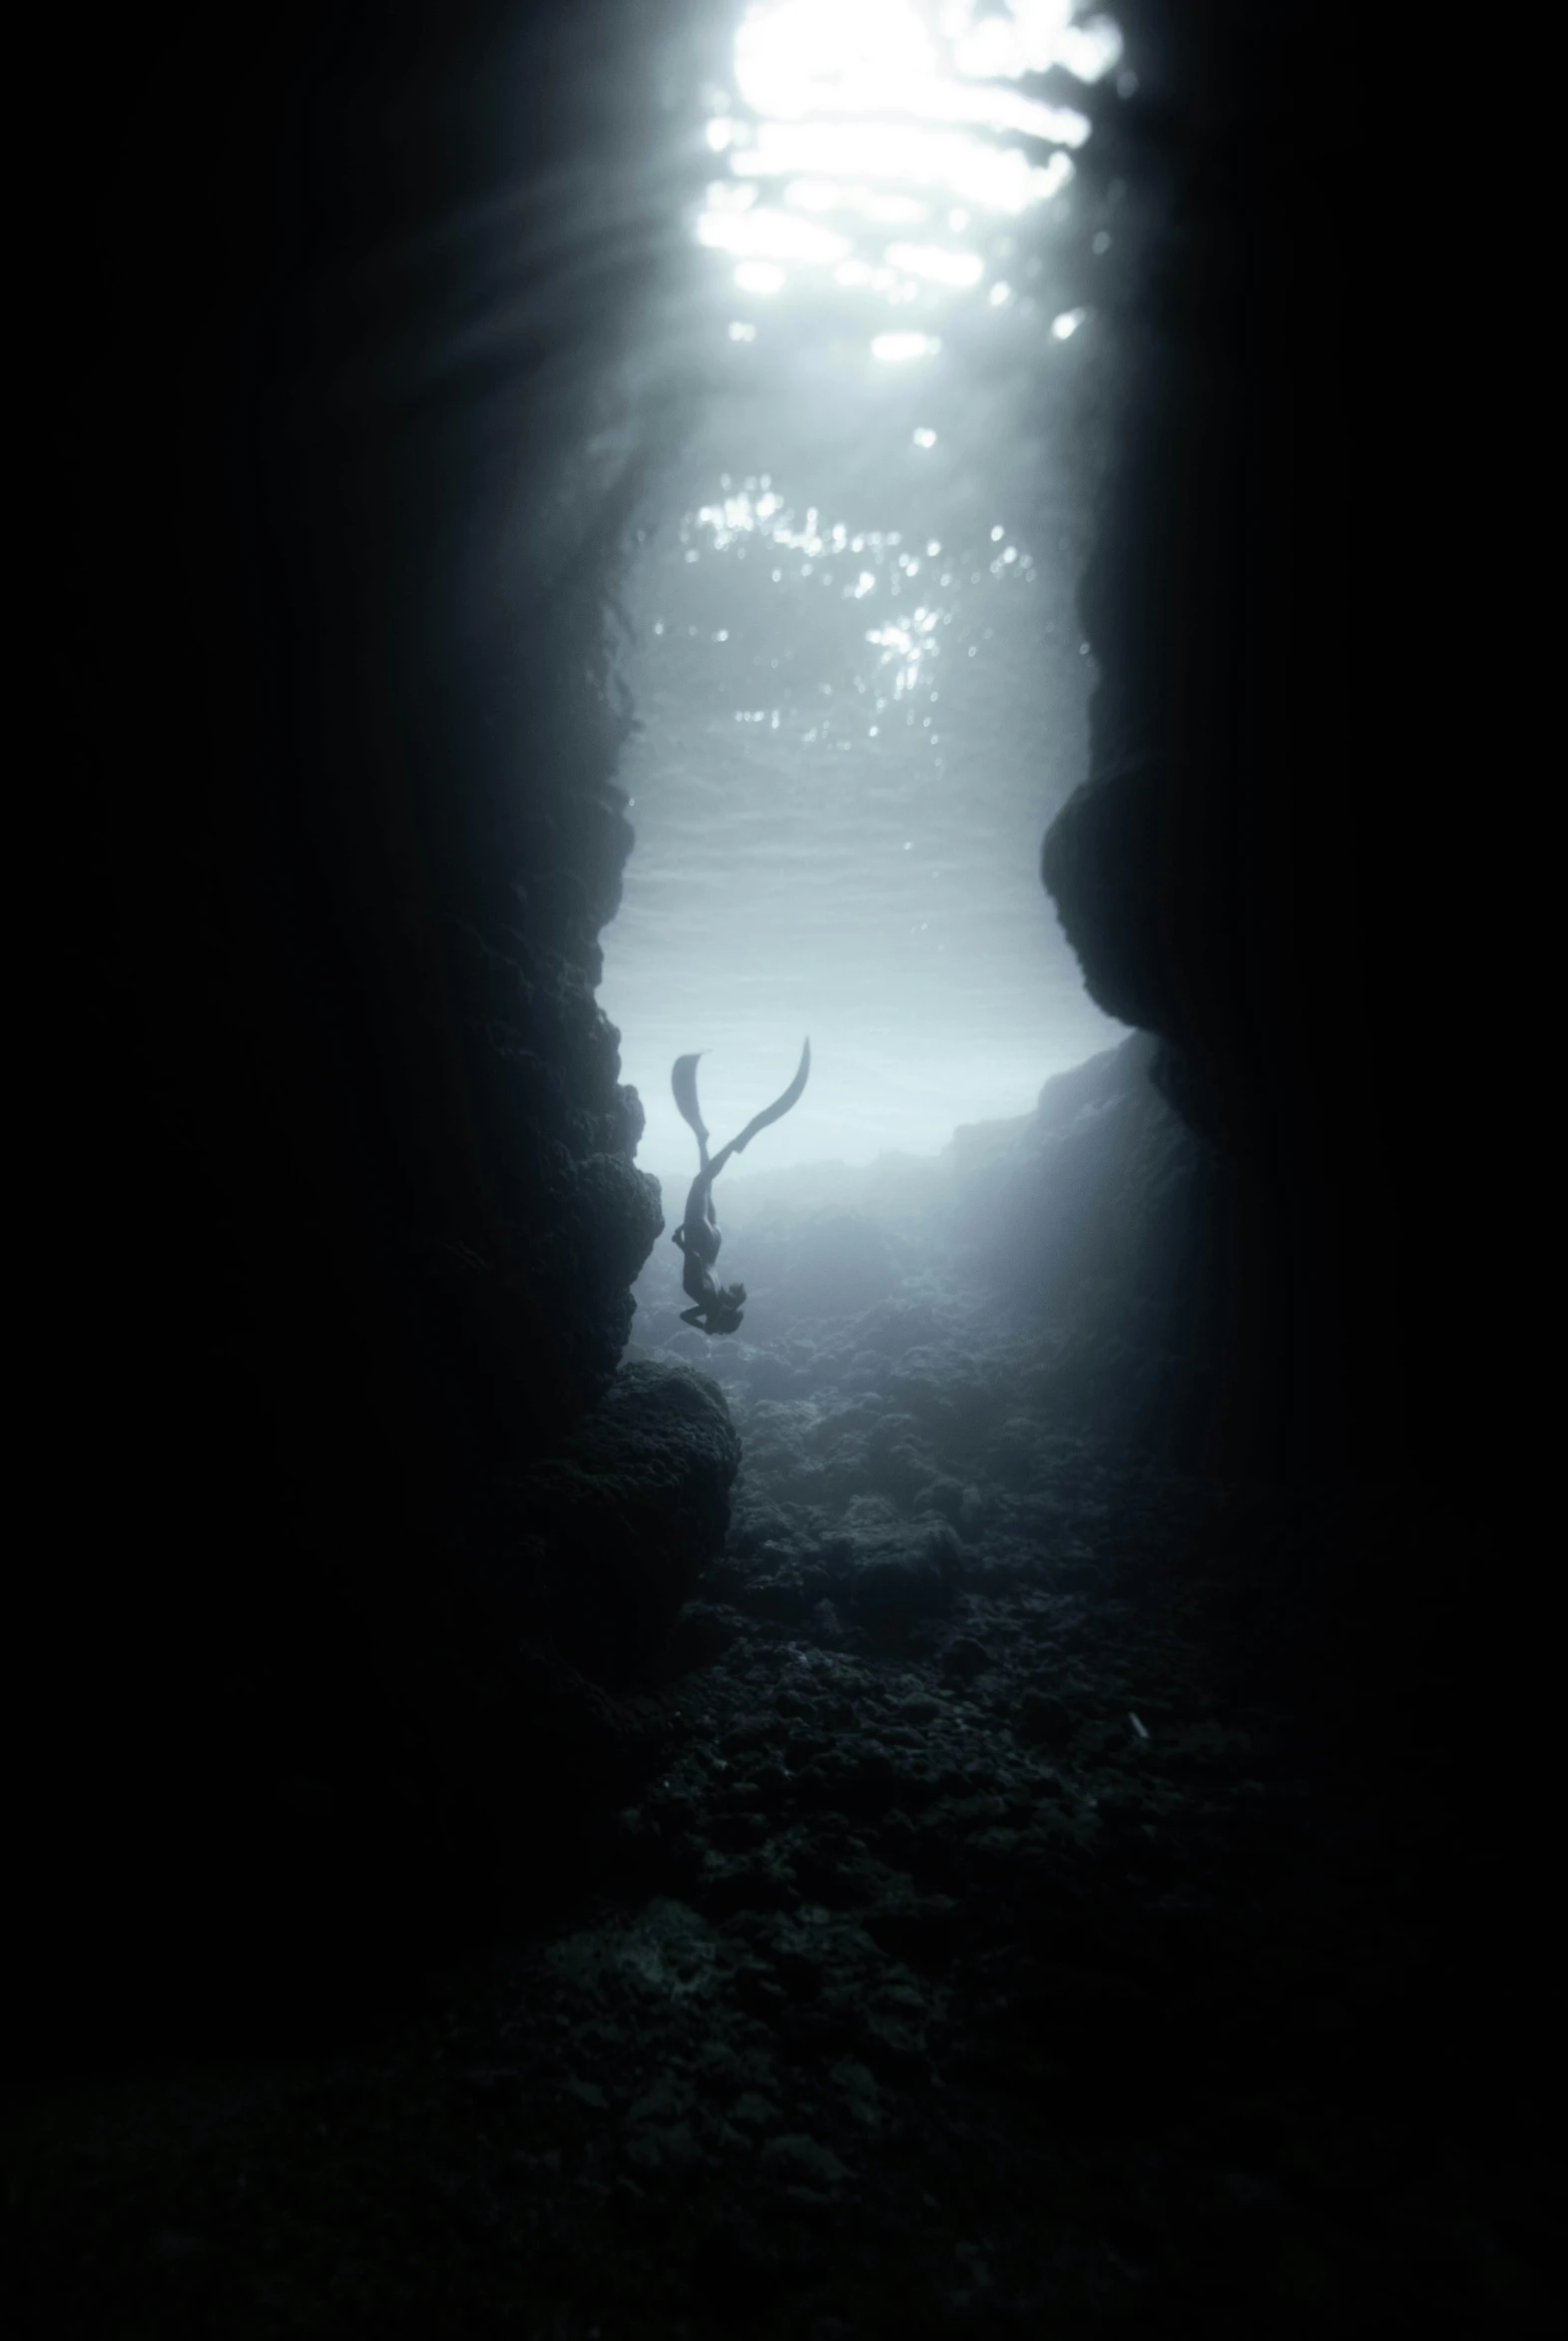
[599,0,1132,1180]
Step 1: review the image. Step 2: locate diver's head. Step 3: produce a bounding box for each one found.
[708,1282,746,1337]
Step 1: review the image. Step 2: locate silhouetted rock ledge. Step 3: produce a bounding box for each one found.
[513,1362,743,1691]
[15,0,728,2067]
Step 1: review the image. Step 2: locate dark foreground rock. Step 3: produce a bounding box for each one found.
[8,1191,1557,2337]
[17,0,729,2068]
[8,1419,1555,2338]
[503,1363,743,1690]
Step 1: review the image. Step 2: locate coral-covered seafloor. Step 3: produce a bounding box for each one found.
[7,1052,1553,2336]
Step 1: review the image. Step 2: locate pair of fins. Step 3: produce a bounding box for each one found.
[672,1037,811,1160]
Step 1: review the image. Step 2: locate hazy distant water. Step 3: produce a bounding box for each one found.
[598,2,1131,1175]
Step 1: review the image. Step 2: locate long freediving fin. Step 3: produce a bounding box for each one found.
[671,1052,709,1147]
[725,1036,811,1156]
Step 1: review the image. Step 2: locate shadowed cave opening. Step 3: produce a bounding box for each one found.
[9,3,1552,2334]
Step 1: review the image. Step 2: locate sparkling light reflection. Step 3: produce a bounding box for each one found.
[601,9,1129,1169]
[693,1,1127,337]
[871,330,942,361]
[729,121,1074,217]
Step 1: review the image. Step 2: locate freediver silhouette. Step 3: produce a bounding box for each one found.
[670,1038,811,1335]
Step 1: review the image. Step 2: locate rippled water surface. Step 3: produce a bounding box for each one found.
[600,1,1132,1174]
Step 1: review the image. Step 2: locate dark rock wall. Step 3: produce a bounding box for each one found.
[19,0,739,2061]
[1041,0,1488,1492]
[946,1040,1270,1462]
[1040,4,1540,2004]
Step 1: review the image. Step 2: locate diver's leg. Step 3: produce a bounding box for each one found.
[683,1170,720,1263]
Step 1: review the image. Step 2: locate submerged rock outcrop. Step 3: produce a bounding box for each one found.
[18,0,738,2062]
[1035,0,1504,1515]
[1034,0,1540,2070]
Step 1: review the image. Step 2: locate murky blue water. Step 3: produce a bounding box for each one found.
[600,2,1132,1180]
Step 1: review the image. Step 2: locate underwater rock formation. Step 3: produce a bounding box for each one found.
[17,0,737,2062]
[1038,0,1461,1493]
[500,1363,743,1691]
[1035,0,1539,2015]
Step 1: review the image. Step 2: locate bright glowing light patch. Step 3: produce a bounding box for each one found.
[884,242,983,289]
[989,281,1013,305]
[737,1,941,119]
[912,426,937,447]
[871,332,941,361]
[1057,18,1125,83]
[951,3,1122,84]
[1050,306,1086,338]
[697,1,1109,346]
[699,207,850,265]
[865,602,941,696]
[952,11,1028,80]
[733,123,1071,216]
[785,178,929,226]
[736,1,1089,140]
[729,321,759,340]
[1033,152,1077,203]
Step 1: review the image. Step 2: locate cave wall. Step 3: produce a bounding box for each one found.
[1040,0,1474,1490]
[18,0,741,2062]
[1037,3,1540,1983]
[946,1039,1281,1466]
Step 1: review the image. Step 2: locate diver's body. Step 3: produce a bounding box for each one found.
[671,1039,810,1336]
[672,1146,733,1334]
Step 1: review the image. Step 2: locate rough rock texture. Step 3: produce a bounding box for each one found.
[10,1197,1554,2336]
[499,1365,744,1691]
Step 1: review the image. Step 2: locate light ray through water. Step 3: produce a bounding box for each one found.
[600,1,1131,1177]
